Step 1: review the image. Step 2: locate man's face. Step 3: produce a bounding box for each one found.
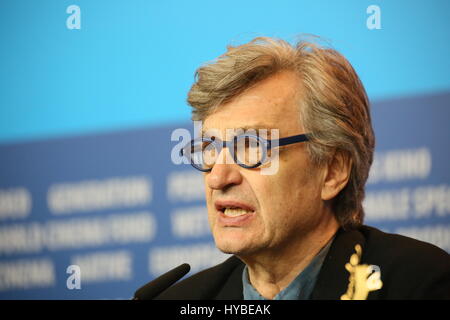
[203,71,328,257]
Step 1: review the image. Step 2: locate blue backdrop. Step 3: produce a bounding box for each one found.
[0,0,449,299]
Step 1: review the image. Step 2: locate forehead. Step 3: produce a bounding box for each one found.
[203,71,304,135]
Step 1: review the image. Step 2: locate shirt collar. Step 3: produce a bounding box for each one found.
[242,236,334,300]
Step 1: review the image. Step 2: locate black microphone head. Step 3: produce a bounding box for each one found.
[133,263,190,300]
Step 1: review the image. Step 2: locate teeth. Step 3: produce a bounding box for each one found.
[223,208,250,217]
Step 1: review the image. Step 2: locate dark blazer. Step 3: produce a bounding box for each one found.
[150,225,450,300]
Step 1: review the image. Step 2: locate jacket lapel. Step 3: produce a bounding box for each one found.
[212,228,367,300]
[214,258,245,299]
[310,227,366,300]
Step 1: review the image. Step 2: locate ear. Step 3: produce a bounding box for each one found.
[321,151,352,201]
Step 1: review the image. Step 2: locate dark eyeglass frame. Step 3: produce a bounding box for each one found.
[180,133,311,172]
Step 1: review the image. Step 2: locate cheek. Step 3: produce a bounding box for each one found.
[256,165,320,215]
[204,186,215,224]
[253,174,293,217]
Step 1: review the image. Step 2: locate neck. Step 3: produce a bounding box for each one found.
[238,215,339,299]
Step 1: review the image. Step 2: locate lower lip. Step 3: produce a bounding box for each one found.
[217,210,255,227]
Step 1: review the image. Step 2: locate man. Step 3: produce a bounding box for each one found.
[139,37,450,299]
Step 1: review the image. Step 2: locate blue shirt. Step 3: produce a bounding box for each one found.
[242,238,334,300]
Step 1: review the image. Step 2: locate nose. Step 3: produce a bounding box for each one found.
[206,149,243,190]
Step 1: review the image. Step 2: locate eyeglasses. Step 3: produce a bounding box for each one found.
[180,133,310,172]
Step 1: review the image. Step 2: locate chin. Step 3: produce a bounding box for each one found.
[212,225,265,254]
[214,236,262,256]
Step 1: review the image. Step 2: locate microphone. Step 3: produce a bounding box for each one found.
[133,263,191,300]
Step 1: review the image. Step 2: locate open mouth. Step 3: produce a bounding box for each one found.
[215,200,256,219]
[222,207,253,217]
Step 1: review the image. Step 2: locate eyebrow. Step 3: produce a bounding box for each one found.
[201,124,278,137]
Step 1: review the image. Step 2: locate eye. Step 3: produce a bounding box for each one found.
[201,140,219,166]
[201,140,213,150]
[235,135,265,166]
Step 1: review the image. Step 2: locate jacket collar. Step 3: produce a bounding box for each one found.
[310,227,366,300]
[214,257,245,299]
[214,227,366,300]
